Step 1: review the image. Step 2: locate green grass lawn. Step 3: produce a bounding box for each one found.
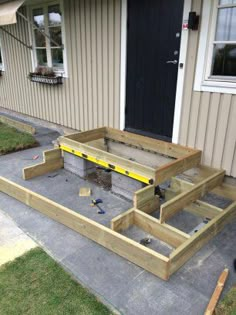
[0,248,112,315]
[0,122,38,155]
[216,285,236,315]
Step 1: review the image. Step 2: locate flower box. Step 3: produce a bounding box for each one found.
[28,73,63,85]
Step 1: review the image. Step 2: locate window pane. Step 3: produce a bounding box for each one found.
[34,29,46,47]
[48,4,61,26]
[33,8,44,28]
[51,48,63,68]
[211,44,236,76]
[215,7,236,40]
[49,27,62,47]
[36,49,47,66]
[219,0,236,5]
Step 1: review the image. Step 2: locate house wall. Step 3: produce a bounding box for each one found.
[0,0,121,130]
[179,0,236,177]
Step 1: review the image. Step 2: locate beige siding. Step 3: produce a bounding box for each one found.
[0,0,121,130]
[179,0,236,177]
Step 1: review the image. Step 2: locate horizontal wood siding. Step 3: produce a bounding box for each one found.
[0,0,121,130]
[179,0,236,177]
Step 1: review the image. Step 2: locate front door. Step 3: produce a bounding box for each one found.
[125,0,184,141]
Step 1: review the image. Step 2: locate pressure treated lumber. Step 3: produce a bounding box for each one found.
[23,148,64,180]
[160,170,225,223]
[169,202,236,275]
[134,210,190,248]
[106,127,196,158]
[205,269,229,315]
[185,200,223,219]
[134,185,159,214]
[65,127,106,143]
[167,176,236,203]
[212,184,236,201]
[59,127,202,186]
[0,177,170,280]
[111,208,134,232]
[155,150,201,185]
[59,136,155,181]
[0,115,36,134]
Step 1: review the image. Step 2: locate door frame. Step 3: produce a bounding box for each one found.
[119,0,192,144]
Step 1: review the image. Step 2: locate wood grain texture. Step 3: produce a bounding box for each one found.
[134,210,190,248]
[0,177,170,280]
[106,127,196,158]
[23,148,63,180]
[205,269,229,315]
[134,185,159,214]
[0,115,36,134]
[111,208,135,232]
[169,202,236,275]
[160,170,225,223]
[155,150,201,185]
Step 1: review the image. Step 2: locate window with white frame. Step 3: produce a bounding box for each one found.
[31,2,65,73]
[194,0,236,93]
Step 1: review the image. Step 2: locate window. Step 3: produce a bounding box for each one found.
[31,2,66,73]
[194,0,236,93]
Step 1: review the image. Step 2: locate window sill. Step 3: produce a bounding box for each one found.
[194,80,236,95]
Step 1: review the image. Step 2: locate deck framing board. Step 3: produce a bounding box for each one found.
[0,176,170,280]
[59,127,201,186]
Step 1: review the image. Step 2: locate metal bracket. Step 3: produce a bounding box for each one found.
[0,26,32,50]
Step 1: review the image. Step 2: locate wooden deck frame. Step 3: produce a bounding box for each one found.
[0,176,170,280]
[160,170,225,223]
[58,127,201,185]
[23,148,64,180]
[4,161,236,280]
[18,128,236,279]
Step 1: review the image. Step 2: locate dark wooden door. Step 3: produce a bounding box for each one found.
[125,0,184,141]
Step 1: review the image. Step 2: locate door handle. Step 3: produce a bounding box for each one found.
[166,60,178,64]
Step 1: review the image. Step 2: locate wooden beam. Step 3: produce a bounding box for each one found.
[23,148,63,180]
[0,176,170,280]
[0,115,36,134]
[170,177,194,191]
[205,268,229,315]
[212,184,236,202]
[167,176,236,203]
[160,170,225,223]
[185,200,223,219]
[106,127,196,158]
[155,150,202,185]
[134,185,159,214]
[169,202,236,275]
[134,209,190,248]
[44,148,62,161]
[58,137,155,181]
[65,127,107,143]
[111,208,135,232]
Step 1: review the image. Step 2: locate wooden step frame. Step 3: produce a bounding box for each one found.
[23,148,64,180]
[57,127,201,185]
[2,168,236,280]
[18,128,236,280]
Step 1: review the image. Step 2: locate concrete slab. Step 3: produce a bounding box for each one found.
[0,138,235,314]
[0,211,37,266]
